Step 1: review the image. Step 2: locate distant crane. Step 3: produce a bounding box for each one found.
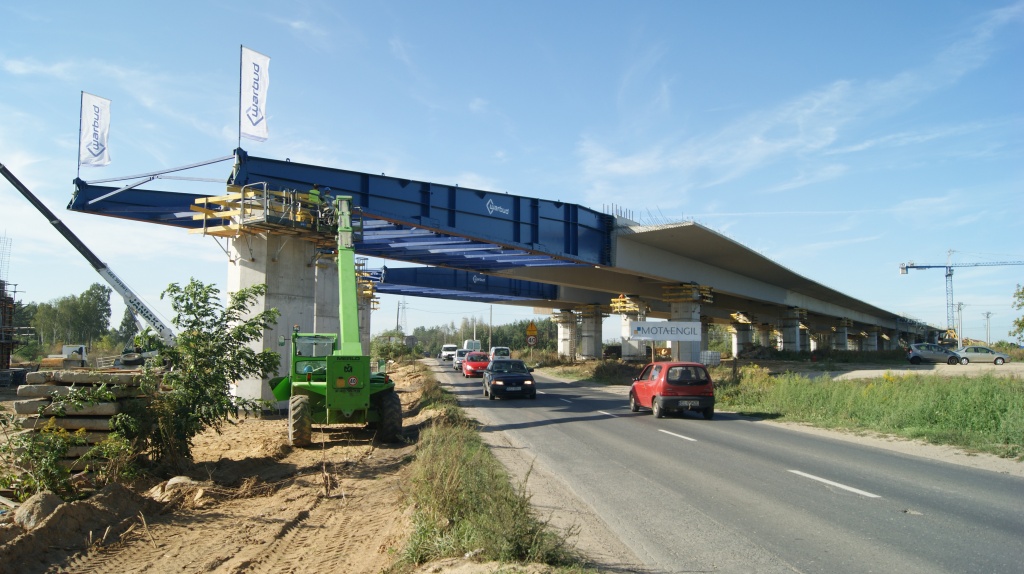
[899,251,1024,341]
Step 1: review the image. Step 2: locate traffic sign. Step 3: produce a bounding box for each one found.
[526,335,537,346]
[526,321,537,336]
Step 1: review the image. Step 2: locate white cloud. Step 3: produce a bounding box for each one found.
[469,97,488,114]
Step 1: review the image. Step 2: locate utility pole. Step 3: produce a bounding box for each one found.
[982,312,992,345]
[956,302,964,348]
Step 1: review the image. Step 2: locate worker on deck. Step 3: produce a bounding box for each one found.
[308,184,322,208]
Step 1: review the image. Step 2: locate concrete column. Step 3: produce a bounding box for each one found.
[799,328,810,352]
[229,235,315,402]
[757,324,773,348]
[620,314,644,360]
[731,323,753,358]
[832,326,848,351]
[555,310,577,361]
[578,309,603,360]
[781,315,802,353]
[862,329,879,352]
[669,302,701,362]
[314,258,339,335]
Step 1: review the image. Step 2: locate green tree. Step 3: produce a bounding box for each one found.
[75,283,112,344]
[114,280,280,471]
[115,308,138,345]
[372,328,412,362]
[1011,283,1024,343]
[28,283,111,346]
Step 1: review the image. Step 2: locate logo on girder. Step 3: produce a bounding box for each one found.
[486,199,510,216]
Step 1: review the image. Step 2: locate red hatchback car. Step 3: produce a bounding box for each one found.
[629,361,715,419]
[462,352,490,378]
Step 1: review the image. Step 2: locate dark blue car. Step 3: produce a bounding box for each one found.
[483,359,537,400]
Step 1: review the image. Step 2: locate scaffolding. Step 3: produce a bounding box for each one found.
[1,234,15,373]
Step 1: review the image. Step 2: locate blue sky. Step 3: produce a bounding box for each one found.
[1,1,1022,344]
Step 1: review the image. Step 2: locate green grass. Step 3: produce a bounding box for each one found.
[394,375,587,572]
[714,365,1024,459]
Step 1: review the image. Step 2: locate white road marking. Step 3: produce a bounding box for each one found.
[559,398,572,403]
[598,410,618,417]
[787,470,881,498]
[537,391,547,394]
[658,429,697,442]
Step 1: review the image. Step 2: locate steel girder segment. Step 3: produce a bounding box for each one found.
[228,150,612,271]
[375,266,557,304]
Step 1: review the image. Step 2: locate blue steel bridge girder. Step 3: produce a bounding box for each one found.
[228,150,611,270]
[68,149,613,278]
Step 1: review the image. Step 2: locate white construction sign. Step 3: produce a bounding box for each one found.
[629,321,701,341]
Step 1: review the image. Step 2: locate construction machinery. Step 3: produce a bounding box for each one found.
[270,196,402,445]
[1,161,175,364]
[900,252,1024,343]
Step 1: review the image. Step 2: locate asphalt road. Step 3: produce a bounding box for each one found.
[437,361,1024,574]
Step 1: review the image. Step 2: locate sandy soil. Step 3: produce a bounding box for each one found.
[0,365,532,574]
[0,359,1020,574]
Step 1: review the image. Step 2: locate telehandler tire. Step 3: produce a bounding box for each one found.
[288,394,312,447]
[377,389,403,443]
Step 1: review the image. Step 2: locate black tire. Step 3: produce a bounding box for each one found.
[947,357,958,365]
[909,356,922,365]
[652,398,664,419]
[960,357,970,365]
[529,392,537,399]
[995,358,1005,365]
[288,394,312,447]
[629,393,640,413]
[483,384,488,397]
[703,406,715,420]
[488,385,496,400]
[120,352,144,366]
[376,389,403,443]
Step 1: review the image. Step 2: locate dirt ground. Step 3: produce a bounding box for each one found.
[0,365,567,574]
[1,359,1021,574]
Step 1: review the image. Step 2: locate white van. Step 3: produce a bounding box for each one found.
[440,344,458,361]
[489,346,511,360]
[462,339,482,351]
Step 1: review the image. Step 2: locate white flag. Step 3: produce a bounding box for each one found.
[79,92,111,167]
[240,47,270,142]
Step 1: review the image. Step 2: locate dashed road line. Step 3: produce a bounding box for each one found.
[559,398,572,403]
[598,410,618,417]
[787,470,881,498]
[658,429,697,442]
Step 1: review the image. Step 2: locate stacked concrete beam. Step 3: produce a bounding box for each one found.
[13,369,153,469]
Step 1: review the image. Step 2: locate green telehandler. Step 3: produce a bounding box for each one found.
[270,196,402,445]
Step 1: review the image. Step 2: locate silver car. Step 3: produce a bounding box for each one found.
[954,346,1010,365]
[453,349,469,371]
[907,343,959,365]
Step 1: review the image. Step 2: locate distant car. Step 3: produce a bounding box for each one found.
[629,361,715,419]
[440,344,458,361]
[462,352,491,378]
[488,346,511,360]
[954,345,1010,365]
[482,359,537,399]
[453,349,469,371]
[906,343,959,365]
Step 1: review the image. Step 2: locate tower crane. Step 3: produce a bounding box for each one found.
[899,252,1024,341]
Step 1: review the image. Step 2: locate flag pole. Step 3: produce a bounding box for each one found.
[237,45,243,150]
[77,91,84,179]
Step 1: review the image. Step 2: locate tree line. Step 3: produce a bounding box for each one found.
[11,282,138,360]
[13,282,1024,364]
